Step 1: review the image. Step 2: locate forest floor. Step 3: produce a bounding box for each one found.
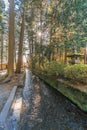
[0,70,23,113]
[0,69,87,130]
[20,69,87,130]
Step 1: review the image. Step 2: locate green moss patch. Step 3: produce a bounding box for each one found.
[34,73,87,112]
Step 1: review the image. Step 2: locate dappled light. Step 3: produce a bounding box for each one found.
[0,70,7,76]
[0,0,87,129]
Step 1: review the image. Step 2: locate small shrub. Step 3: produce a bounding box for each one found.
[44,61,66,77]
[64,64,87,84]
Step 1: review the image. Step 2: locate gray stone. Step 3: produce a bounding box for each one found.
[0,86,17,124]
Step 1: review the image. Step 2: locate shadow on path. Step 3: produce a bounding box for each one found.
[20,69,87,130]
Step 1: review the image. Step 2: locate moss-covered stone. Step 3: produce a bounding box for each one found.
[33,72,87,112]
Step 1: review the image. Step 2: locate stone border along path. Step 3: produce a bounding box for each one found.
[0,70,29,130]
[5,97,22,130]
[0,86,17,130]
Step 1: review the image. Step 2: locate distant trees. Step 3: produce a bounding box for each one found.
[0,0,5,70]
[0,0,87,74]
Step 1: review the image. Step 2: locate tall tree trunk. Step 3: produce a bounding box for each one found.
[16,9,25,73]
[27,30,31,55]
[1,31,3,70]
[31,32,33,54]
[27,30,32,65]
[39,9,43,66]
[84,43,87,64]
[6,41,8,65]
[8,0,15,76]
[14,42,16,70]
[64,44,67,63]
[31,31,34,69]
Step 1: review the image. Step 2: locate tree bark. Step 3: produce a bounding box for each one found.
[8,0,15,76]
[27,30,32,55]
[0,31,3,70]
[16,9,25,73]
[84,43,87,64]
[64,44,67,63]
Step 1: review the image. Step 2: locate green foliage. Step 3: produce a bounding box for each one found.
[46,0,87,51]
[40,75,87,112]
[0,0,5,30]
[44,61,66,77]
[64,64,87,84]
[34,60,87,85]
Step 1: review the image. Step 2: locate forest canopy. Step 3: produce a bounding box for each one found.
[0,0,87,74]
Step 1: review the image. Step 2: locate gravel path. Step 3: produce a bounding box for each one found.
[20,70,87,130]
